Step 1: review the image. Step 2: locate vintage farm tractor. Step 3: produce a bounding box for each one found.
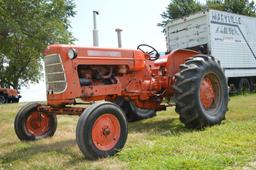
[14,44,228,159]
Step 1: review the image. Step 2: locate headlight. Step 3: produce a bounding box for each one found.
[67,48,77,60]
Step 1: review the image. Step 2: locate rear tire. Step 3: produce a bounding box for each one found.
[114,97,156,122]
[250,78,256,92]
[238,78,251,93]
[76,101,128,160]
[14,102,57,141]
[173,55,229,129]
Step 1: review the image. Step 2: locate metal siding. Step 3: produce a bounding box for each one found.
[209,10,256,77]
[165,10,256,78]
[165,12,208,51]
[224,69,256,77]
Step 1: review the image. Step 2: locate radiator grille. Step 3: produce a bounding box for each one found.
[44,54,67,93]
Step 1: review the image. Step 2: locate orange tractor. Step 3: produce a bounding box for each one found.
[14,44,228,159]
[0,87,21,104]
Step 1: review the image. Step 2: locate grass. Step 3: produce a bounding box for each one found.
[0,94,256,170]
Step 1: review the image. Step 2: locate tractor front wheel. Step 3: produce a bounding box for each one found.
[173,55,229,129]
[76,101,128,160]
[14,102,57,141]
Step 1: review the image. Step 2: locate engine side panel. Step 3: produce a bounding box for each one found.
[44,45,149,106]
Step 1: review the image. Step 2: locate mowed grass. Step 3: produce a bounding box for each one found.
[0,94,256,170]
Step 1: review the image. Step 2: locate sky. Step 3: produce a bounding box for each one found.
[70,0,169,50]
[19,0,170,102]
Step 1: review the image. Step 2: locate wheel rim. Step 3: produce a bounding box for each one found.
[25,112,50,136]
[92,114,121,151]
[199,73,221,111]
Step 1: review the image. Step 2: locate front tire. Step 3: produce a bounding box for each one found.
[14,102,57,141]
[173,55,228,129]
[76,101,128,160]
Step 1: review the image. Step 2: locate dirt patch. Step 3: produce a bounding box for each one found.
[243,160,256,170]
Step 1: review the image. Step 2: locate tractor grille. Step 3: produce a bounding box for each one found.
[44,54,67,94]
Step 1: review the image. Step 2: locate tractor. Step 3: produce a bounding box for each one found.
[0,87,21,104]
[14,44,228,159]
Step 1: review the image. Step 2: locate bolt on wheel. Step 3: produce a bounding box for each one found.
[199,73,221,111]
[14,102,57,141]
[76,101,128,160]
[25,112,51,136]
[92,114,121,151]
[173,55,229,129]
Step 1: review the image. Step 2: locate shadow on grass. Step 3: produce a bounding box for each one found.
[0,139,81,164]
[128,117,192,136]
[0,118,193,166]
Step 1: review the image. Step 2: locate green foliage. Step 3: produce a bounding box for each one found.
[0,94,256,169]
[159,0,256,28]
[158,0,203,28]
[0,0,76,89]
[207,0,256,16]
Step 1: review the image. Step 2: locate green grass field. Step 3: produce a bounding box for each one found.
[0,94,256,170]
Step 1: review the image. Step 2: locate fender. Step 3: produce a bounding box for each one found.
[166,49,199,76]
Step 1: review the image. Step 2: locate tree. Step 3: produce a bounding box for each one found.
[0,0,76,89]
[159,0,256,28]
[207,0,256,16]
[158,0,204,28]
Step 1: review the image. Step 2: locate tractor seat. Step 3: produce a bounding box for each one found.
[154,56,168,67]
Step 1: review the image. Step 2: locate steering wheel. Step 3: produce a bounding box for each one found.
[137,44,160,61]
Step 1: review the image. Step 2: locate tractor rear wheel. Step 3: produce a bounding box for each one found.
[14,102,57,141]
[0,94,6,104]
[173,55,228,129]
[238,78,251,94]
[76,101,128,160]
[114,97,156,122]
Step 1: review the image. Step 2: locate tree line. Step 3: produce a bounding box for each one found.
[158,0,256,28]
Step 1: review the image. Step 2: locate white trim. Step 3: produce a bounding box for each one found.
[44,54,67,94]
[87,50,122,57]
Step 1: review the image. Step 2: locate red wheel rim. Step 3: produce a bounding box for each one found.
[25,112,50,136]
[92,114,121,151]
[200,76,217,109]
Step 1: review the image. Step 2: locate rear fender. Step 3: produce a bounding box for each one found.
[166,49,199,76]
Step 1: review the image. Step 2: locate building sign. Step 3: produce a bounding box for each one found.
[211,11,241,25]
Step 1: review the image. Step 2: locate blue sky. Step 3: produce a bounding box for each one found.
[71,0,169,50]
[20,0,170,101]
